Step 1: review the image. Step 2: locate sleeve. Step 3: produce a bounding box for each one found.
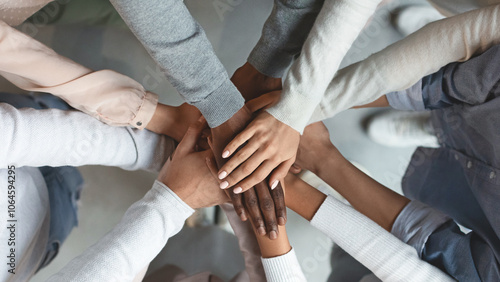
[0,103,175,172]
[261,248,306,282]
[48,180,194,282]
[386,80,426,111]
[392,201,500,281]
[266,0,382,133]
[109,0,244,128]
[248,0,325,78]
[0,21,158,129]
[308,4,500,124]
[310,196,454,282]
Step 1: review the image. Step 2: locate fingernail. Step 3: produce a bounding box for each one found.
[222,151,230,158]
[258,227,266,236]
[270,231,277,240]
[220,181,229,189]
[218,171,227,179]
[240,213,247,221]
[271,180,279,190]
[278,217,286,225]
[233,187,243,194]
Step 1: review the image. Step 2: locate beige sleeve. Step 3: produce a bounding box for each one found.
[0,20,158,129]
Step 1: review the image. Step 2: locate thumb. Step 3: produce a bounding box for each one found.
[177,117,206,155]
[246,91,281,113]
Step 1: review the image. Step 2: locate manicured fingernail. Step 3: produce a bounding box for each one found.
[220,181,229,189]
[222,150,230,158]
[278,217,286,225]
[258,227,266,235]
[270,231,278,240]
[218,171,227,179]
[271,180,279,190]
[233,187,243,194]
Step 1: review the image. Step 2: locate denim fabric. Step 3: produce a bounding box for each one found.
[402,44,500,280]
[0,92,84,270]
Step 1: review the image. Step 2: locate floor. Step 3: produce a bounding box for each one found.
[19,0,427,281]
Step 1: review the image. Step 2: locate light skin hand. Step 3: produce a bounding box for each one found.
[210,106,287,239]
[157,118,229,209]
[218,112,300,194]
[146,103,201,142]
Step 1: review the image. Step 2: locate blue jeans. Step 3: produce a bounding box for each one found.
[0,92,84,271]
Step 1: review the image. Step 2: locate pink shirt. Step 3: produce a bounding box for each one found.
[0,1,158,129]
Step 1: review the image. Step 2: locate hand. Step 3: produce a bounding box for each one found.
[157,118,229,209]
[210,106,286,239]
[217,112,300,194]
[245,91,281,113]
[231,62,282,102]
[292,122,338,175]
[146,103,201,142]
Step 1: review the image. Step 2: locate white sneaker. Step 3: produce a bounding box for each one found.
[367,111,439,148]
[392,5,445,36]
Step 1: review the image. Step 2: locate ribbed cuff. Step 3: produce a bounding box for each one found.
[386,80,426,111]
[248,43,293,78]
[190,79,245,128]
[131,91,158,129]
[391,201,451,257]
[153,180,195,217]
[261,248,306,282]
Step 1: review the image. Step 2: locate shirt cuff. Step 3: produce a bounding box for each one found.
[248,44,293,78]
[386,80,426,111]
[190,79,245,128]
[261,248,306,282]
[391,201,452,257]
[152,180,195,217]
[131,91,158,129]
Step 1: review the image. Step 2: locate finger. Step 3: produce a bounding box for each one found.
[246,91,282,113]
[177,118,205,155]
[271,181,287,226]
[227,190,247,222]
[269,159,295,189]
[231,160,277,194]
[218,139,261,183]
[220,146,266,188]
[206,156,219,180]
[255,181,279,239]
[221,127,256,159]
[243,188,267,236]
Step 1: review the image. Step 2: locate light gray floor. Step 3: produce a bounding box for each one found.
[20,0,427,281]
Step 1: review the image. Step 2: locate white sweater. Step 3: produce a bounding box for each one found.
[267,0,381,133]
[0,103,301,281]
[309,4,500,123]
[311,196,453,282]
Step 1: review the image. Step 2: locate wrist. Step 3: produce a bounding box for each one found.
[314,146,344,177]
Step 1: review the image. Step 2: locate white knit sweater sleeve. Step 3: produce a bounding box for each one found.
[261,248,306,282]
[310,196,454,282]
[0,103,174,171]
[48,180,194,282]
[309,4,500,123]
[266,0,381,133]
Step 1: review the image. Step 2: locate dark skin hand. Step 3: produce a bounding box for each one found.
[210,105,286,239]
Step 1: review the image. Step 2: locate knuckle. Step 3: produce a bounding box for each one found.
[253,217,264,227]
[241,164,253,175]
[261,198,275,211]
[245,196,258,208]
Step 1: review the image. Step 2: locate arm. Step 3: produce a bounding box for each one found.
[0,20,159,130]
[309,4,500,123]
[0,103,174,171]
[108,0,244,128]
[50,119,230,281]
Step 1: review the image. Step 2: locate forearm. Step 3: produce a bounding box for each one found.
[315,151,409,231]
[268,0,381,133]
[0,21,158,129]
[310,4,500,123]
[109,0,244,128]
[50,181,194,281]
[0,103,174,171]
